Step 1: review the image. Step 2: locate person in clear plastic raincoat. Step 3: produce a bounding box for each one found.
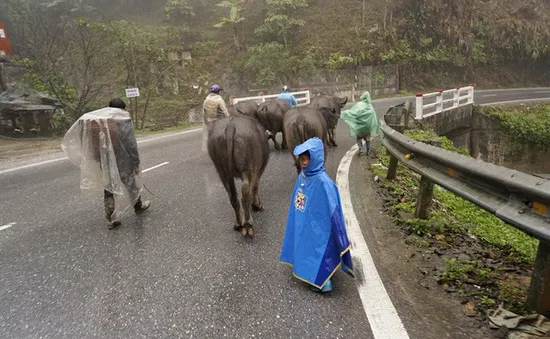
[61,98,151,229]
[280,137,354,293]
[340,91,380,155]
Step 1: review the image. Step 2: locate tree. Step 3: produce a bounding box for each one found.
[103,19,181,129]
[255,0,307,49]
[243,42,314,87]
[164,0,194,27]
[11,5,117,119]
[214,0,246,49]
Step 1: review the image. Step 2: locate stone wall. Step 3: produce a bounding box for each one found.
[241,64,400,100]
[418,104,550,174]
[469,109,550,174]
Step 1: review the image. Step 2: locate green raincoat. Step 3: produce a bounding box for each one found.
[340,91,380,138]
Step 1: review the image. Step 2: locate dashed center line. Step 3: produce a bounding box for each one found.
[0,222,16,231]
[142,162,170,173]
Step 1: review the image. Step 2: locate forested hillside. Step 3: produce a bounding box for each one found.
[1,0,549,127]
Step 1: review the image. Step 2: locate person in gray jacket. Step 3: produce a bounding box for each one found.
[202,84,230,152]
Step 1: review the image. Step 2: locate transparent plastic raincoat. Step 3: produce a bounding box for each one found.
[340,91,380,138]
[61,107,143,222]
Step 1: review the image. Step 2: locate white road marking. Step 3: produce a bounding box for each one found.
[0,128,201,176]
[0,158,68,175]
[481,94,497,97]
[480,98,550,106]
[0,222,16,231]
[142,162,170,173]
[336,144,410,339]
[534,91,550,94]
[137,127,202,144]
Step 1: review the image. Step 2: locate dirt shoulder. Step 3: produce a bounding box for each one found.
[349,148,500,339]
[0,137,64,164]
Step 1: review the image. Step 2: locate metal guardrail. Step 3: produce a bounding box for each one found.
[231,90,311,106]
[381,98,550,316]
[415,85,474,119]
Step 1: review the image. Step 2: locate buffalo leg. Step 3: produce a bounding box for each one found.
[329,129,338,147]
[218,172,242,230]
[240,174,254,237]
[251,170,264,212]
[281,131,288,150]
[269,132,280,150]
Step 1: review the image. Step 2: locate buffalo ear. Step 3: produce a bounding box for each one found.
[339,96,348,108]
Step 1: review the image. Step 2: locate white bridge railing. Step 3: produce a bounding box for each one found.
[415,85,475,119]
[232,90,311,106]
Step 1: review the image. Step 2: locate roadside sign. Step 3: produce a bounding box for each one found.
[0,22,12,55]
[125,88,140,98]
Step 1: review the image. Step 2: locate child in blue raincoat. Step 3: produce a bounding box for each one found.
[280,137,354,293]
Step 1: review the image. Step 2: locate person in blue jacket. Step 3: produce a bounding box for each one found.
[277,85,298,107]
[280,137,355,293]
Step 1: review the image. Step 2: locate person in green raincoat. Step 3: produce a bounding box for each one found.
[340,91,380,155]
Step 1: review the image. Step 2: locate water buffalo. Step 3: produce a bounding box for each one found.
[283,106,328,173]
[206,115,270,237]
[257,99,291,150]
[230,101,259,118]
[309,95,348,147]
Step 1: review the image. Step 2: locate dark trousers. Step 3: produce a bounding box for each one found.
[104,190,143,222]
[356,136,372,153]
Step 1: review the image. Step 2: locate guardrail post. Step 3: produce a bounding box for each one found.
[454,87,460,109]
[306,90,311,104]
[403,101,410,129]
[415,176,434,219]
[386,124,404,180]
[415,93,423,119]
[468,84,475,104]
[527,241,550,317]
[436,89,443,113]
[387,155,399,180]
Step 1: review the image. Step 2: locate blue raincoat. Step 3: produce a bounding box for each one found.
[277,92,298,107]
[280,137,354,289]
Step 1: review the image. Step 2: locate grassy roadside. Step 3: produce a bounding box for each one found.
[369,128,537,316]
[481,103,550,148]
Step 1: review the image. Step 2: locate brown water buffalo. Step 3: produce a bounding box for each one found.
[230,101,259,118]
[206,115,270,237]
[257,99,290,150]
[309,95,348,147]
[283,106,328,173]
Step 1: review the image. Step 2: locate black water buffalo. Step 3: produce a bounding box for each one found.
[230,101,259,118]
[206,115,270,237]
[283,106,328,173]
[309,95,348,147]
[257,99,291,150]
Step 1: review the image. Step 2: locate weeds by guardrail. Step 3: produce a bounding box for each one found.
[381,98,550,317]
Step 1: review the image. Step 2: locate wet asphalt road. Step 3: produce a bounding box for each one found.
[0,88,549,339]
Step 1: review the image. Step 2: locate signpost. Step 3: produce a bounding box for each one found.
[125,88,140,98]
[0,22,12,55]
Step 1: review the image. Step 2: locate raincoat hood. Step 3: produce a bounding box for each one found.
[360,91,371,103]
[293,137,324,176]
